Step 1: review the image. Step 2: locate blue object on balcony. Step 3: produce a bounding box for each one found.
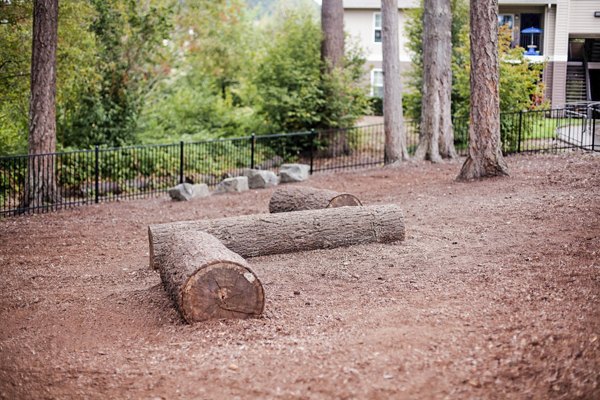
[521,26,543,46]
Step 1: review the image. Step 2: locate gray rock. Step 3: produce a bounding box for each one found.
[279,163,310,183]
[168,183,210,201]
[215,176,249,194]
[242,169,279,189]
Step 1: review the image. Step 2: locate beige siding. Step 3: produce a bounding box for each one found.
[544,6,557,57]
[551,0,570,107]
[569,1,600,36]
[345,9,413,63]
[544,61,555,101]
[552,62,568,107]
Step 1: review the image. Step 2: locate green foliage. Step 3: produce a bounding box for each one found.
[136,0,260,143]
[253,7,368,134]
[64,0,174,148]
[1,0,367,156]
[0,0,33,155]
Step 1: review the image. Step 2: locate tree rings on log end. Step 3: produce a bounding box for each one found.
[327,194,362,208]
[181,262,265,323]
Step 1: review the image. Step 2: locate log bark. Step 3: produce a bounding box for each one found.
[269,186,362,213]
[149,204,405,268]
[153,230,264,323]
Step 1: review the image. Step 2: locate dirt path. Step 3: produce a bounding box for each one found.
[1,153,599,399]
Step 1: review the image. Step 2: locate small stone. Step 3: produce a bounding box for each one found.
[293,291,301,296]
[228,364,239,371]
[215,177,249,194]
[279,164,310,183]
[242,169,279,189]
[168,183,209,201]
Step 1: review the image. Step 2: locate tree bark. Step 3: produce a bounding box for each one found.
[153,230,264,323]
[321,0,344,72]
[22,0,59,209]
[415,0,456,162]
[149,204,405,268]
[381,0,409,164]
[457,0,509,180]
[269,186,362,213]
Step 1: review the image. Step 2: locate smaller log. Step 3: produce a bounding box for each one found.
[153,230,264,323]
[269,186,362,213]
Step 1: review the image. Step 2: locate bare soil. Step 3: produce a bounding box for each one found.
[1,153,599,399]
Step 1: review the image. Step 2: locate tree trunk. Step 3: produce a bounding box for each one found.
[269,186,362,213]
[22,0,59,210]
[149,204,405,268]
[321,0,344,72]
[153,230,264,323]
[415,0,456,162]
[381,0,409,164]
[457,0,509,180]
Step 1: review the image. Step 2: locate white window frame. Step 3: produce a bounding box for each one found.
[371,69,384,98]
[498,14,514,29]
[373,12,382,43]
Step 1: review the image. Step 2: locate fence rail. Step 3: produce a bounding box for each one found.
[1,106,598,217]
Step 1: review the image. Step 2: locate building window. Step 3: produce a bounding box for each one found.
[371,69,384,98]
[498,14,514,28]
[374,12,382,43]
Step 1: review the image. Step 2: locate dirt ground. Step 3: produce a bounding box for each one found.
[1,153,599,399]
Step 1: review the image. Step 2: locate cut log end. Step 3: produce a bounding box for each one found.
[181,262,265,323]
[327,194,362,208]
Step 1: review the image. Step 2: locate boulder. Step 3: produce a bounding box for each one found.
[279,163,310,183]
[215,176,249,194]
[168,183,210,201]
[242,169,279,189]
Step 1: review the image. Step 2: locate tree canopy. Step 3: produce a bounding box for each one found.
[0,0,368,154]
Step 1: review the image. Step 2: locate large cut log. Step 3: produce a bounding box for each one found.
[149,204,405,268]
[153,230,264,323]
[269,186,362,213]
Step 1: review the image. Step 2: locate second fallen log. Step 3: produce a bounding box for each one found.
[268,186,362,213]
[149,204,405,268]
[153,230,265,323]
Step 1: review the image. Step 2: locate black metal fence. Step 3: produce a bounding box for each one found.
[1,106,598,217]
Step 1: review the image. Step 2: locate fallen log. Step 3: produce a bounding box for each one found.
[153,230,264,323]
[149,204,405,268]
[268,186,362,213]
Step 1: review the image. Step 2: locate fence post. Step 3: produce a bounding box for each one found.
[250,133,256,169]
[593,110,596,152]
[517,110,523,153]
[179,141,184,184]
[309,129,316,175]
[94,145,99,204]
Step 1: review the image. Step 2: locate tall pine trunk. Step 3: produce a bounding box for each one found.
[415,0,456,162]
[321,0,344,72]
[382,0,408,164]
[320,0,350,155]
[457,0,508,180]
[22,0,59,209]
